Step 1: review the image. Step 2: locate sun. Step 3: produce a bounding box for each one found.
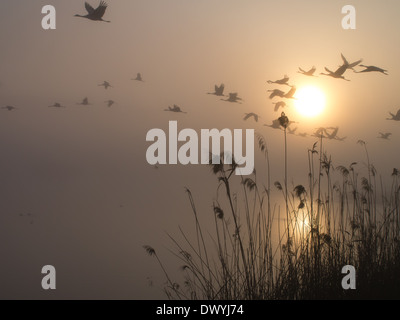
[294,86,326,117]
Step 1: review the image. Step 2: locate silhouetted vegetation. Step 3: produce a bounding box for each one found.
[144,132,400,300]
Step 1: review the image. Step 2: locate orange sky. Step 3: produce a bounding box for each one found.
[1,0,399,299]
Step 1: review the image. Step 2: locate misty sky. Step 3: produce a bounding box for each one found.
[1,0,400,299]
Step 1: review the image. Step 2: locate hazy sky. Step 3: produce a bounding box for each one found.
[1,0,400,299]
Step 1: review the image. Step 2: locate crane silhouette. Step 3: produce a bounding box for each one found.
[208,84,225,96]
[221,93,242,103]
[325,127,340,140]
[268,87,296,99]
[387,109,400,121]
[267,75,290,86]
[48,102,66,108]
[318,126,346,141]
[105,100,114,107]
[243,113,260,122]
[77,97,91,105]
[132,73,144,82]
[298,66,317,76]
[320,53,362,81]
[378,132,392,140]
[312,127,328,138]
[273,101,286,111]
[75,1,110,22]
[264,116,296,129]
[355,65,388,75]
[2,105,17,111]
[164,104,187,113]
[320,66,350,81]
[263,119,282,129]
[99,81,112,89]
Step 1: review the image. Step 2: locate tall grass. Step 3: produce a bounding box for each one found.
[144,135,400,299]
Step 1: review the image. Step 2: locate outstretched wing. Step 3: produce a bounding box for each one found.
[216,84,224,95]
[243,113,251,121]
[268,90,280,99]
[348,59,362,69]
[341,53,349,66]
[285,86,296,97]
[230,93,238,99]
[270,89,284,97]
[93,1,108,19]
[85,2,95,14]
[173,104,181,111]
[342,53,362,69]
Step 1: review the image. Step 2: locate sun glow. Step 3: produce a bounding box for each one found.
[294,86,326,117]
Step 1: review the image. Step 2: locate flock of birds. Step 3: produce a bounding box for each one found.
[2,72,144,112]
[1,0,399,225]
[2,1,399,146]
[200,52,397,142]
[261,53,396,141]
